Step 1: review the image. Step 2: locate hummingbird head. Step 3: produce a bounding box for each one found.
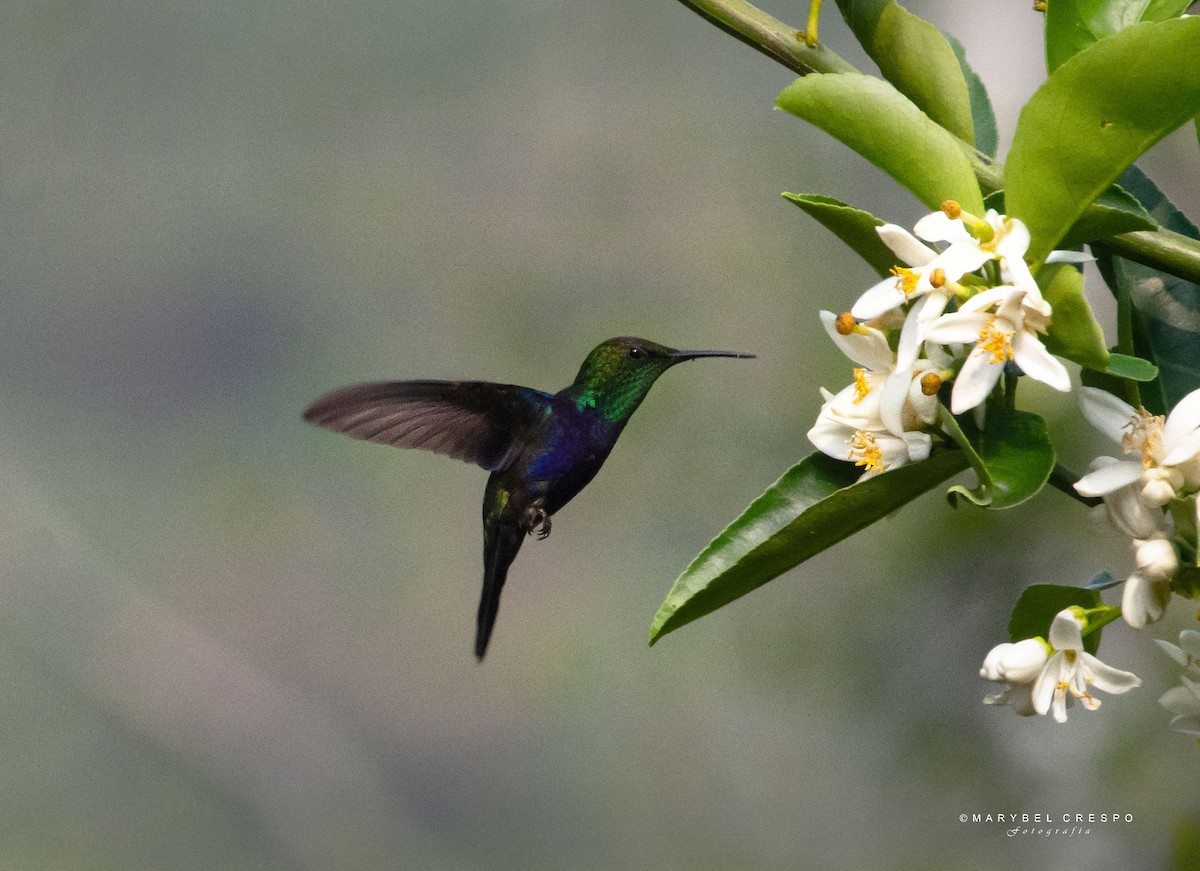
[568,337,754,422]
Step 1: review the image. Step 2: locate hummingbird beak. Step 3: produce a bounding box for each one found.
[669,349,756,362]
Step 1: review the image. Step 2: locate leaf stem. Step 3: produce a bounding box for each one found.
[1079,605,1122,638]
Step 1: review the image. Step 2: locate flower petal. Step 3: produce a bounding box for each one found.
[1045,249,1094,264]
[901,430,932,462]
[1078,386,1137,443]
[1011,331,1071,392]
[1121,573,1171,628]
[851,276,907,321]
[958,286,1017,313]
[1079,652,1142,694]
[876,224,936,266]
[878,368,911,437]
[913,211,972,244]
[1180,629,1200,662]
[1073,459,1143,497]
[1163,386,1200,449]
[923,311,989,345]
[1168,715,1200,735]
[933,243,992,283]
[948,347,1005,414]
[1032,652,1067,716]
[820,310,895,370]
[1155,639,1190,667]
[1048,609,1084,651]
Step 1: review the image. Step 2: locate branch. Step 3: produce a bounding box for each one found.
[672,0,857,76]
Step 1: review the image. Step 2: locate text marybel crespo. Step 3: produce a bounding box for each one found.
[960,812,1133,824]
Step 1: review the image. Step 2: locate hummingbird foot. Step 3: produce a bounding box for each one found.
[522,503,551,540]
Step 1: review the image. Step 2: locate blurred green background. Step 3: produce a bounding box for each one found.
[2,1,1199,868]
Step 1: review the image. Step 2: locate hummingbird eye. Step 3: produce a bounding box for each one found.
[627,346,645,360]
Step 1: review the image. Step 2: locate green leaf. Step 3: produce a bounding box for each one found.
[781,193,897,278]
[1006,16,1200,265]
[1057,183,1157,249]
[832,0,975,144]
[1104,352,1159,382]
[1008,584,1103,655]
[945,33,998,157]
[776,73,984,214]
[1045,0,1193,72]
[1040,261,1110,371]
[939,404,1055,509]
[1095,165,1200,413]
[648,449,969,645]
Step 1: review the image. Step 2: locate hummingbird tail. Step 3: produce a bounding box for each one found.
[476,521,524,660]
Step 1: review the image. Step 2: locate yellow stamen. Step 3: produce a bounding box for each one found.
[929,268,946,288]
[977,316,1014,364]
[1121,408,1164,469]
[851,367,871,404]
[946,201,995,245]
[891,266,920,298]
[848,430,884,475]
[920,372,943,396]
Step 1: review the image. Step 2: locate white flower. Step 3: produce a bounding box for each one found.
[1159,676,1200,737]
[851,206,1089,326]
[807,381,930,479]
[922,287,1070,414]
[850,224,974,321]
[1159,630,1200,737]
[1030,609,1142,722]
[808,311,934,478]
[1074,386,1200,505]
[1155,628,1200,670]
[980,638,1050,716]
[1074,397,1183,628]
[915,208,1088,314]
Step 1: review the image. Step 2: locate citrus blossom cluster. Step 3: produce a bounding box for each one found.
[808,202,1080,480]
[807,202,1200,731]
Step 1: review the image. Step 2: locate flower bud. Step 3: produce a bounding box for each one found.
[1141,468,1180,507]
[980,638,1048,683]
[1135,536,1178,580]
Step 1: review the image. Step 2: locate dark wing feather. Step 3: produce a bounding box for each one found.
[303,380,551,471]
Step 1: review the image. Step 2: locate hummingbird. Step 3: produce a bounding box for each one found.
[303,336,754,660]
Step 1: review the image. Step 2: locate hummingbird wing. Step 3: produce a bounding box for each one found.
[476,519,524,660]
[303,380,551,471]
